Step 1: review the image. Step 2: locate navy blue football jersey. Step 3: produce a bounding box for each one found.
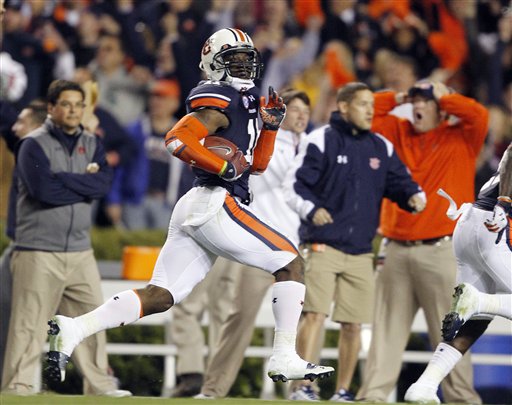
[186,81,260,203]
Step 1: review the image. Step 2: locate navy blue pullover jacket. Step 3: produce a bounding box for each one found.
[14,119,112,250]
[285,111,422,254]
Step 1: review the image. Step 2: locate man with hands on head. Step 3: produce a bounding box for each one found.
[357,80,488,404]
[46,28,334,387]
[285,82,425,401]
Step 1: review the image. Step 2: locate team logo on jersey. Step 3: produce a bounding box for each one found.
[369,157,380,170]
[242,95,249,109]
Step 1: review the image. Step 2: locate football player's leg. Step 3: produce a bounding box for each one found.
[191,194,334,382]
[48,216,215,383]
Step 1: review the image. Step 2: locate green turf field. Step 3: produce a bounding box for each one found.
[0,395,396,405]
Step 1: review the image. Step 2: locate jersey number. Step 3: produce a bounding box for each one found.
[245,118,259,163]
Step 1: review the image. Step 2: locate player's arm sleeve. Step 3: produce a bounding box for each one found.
[283,138,324,220]
[17,138,86,205]
[251,128,277,175]
[164,113,228,175]
[499,143,512,197]
[53,138,113,199]
[438,94,489,155]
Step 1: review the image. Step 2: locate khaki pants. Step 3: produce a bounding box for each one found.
[357,240,481,403]
[169,257,239,375]
[0,243,14,388]
[201,265,274,397]
[2,250,116,395]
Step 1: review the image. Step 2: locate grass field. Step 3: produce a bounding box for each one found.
[0,395,396,405]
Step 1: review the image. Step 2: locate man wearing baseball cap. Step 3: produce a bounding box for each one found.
[357,81,487,404]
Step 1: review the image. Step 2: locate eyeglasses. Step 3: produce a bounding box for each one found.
[56,101,86,109]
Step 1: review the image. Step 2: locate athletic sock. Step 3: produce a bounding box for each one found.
[479,293,512,319]
[415,343,462,389]
[271,281,305,354]
[74,290,142,340]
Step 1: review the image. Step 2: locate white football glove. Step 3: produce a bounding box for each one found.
[484,202,509,233]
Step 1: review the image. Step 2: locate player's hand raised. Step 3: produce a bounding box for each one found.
[260,86,286,130]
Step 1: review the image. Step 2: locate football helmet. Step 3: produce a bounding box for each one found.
[199,28,263,82]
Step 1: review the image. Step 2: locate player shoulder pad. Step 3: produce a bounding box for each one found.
[187,81,236,112]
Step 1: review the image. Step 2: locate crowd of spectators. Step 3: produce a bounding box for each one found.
[1,0,511,225]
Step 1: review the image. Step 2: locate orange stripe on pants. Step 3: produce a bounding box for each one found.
[224,195,297,254]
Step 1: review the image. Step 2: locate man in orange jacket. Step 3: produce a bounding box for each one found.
[357,81,487,403]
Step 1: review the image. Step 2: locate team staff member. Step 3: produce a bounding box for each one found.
[46,28,334,385]
[2,80,131,397]
[285,82,425,401]
[406,142,512,403]
[357,81,487,403]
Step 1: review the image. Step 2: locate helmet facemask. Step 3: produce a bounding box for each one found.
[214,47,263,81]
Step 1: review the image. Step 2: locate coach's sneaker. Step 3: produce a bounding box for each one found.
[442,283,480,341]
[289,385,320,401]
[330,388,355,402]
[193,393,215,400]
[101,389,133,397]
[404,383,440,404]
[267,352,334,382]
[47,315,82,382]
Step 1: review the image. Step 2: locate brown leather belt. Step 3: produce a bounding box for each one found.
[391,235,452,247]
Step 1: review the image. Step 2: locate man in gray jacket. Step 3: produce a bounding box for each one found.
[1,80,131,397]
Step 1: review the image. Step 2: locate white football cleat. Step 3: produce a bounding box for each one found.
[404,383,440,404]
[267,352,334,382]
[47,315,81,382]
[442,283,480,341]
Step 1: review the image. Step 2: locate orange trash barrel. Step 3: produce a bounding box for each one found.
[122,246,161,280]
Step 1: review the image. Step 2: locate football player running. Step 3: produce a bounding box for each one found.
[405,142,512,403]
[47,28,334,385]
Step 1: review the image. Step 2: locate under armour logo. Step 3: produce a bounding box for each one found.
[300,300,304,306]
[272,298,278,303]
[114,296,119,300]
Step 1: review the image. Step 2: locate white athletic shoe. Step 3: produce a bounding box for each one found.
[442,283,480,341]
[330,388,355,402]
[193,393,215,399]
[47,315,81,382]
[404,383,440,404]
[289,385,320,401]
[267,352,334,383]
[101,389,133,397]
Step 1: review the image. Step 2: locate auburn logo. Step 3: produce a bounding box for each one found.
[202,39,212,55]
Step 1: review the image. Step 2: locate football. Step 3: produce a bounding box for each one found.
[204,136,237,159]
[204,136,249,175]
